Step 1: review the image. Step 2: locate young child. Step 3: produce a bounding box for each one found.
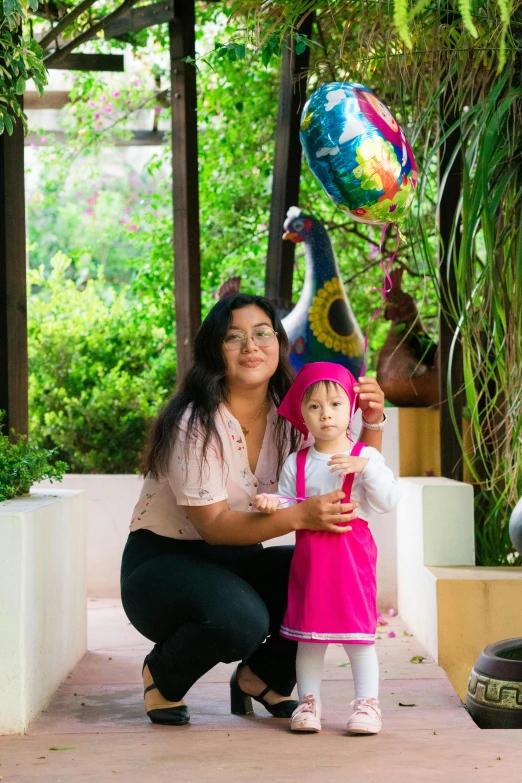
[254,362,399,735]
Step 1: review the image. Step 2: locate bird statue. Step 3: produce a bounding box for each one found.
[281,206,365,376]
[376,266,439,407]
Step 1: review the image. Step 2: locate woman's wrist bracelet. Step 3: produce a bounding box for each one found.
[361,412,387,431]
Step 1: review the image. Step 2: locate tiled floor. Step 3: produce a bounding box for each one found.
[1,600,521,782]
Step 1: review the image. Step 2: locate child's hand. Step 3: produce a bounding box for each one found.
[254,494,280,514]
[328,454,369,477]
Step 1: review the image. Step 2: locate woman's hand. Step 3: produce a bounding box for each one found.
[254,494,280,514]
[328,454,368,477]
[354,376,385,425]
[294,490,357,534]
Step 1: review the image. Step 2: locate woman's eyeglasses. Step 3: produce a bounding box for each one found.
[223,327,278,351]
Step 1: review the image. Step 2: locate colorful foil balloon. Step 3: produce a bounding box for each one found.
[300,82,417,225]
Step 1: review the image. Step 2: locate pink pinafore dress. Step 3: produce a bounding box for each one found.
[280,442,378,644]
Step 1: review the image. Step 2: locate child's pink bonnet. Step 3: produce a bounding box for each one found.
[277,362,359,438]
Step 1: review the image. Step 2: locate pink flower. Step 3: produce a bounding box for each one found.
[104,104,114,114]
[120,217,129,225]
[100,94,106,102]
[128,224,138,232]
[112,91,120,98]
[88,100,96,109]
[30,143,37,150]
[94,112,100,120]
[387,631,396,638]
[154,105,162,115]
[388,608,397,617]
[40,136,48,144]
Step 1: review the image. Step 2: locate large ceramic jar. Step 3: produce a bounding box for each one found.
[466,638,522,728]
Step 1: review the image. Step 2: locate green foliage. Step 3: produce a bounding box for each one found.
[0,0,47,134]
[28,253,176,473]
[0,412,67,501]
[414,69,522,566]
[393,0,412,49]
[26,151,162,285]
[226,0,521,76]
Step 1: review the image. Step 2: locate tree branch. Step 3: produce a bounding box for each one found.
[324,220,380,247]
[314,16,337,82]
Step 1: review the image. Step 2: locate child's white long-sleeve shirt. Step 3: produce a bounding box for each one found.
[276,445,399,520]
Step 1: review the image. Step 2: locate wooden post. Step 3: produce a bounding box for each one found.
[0,102,28,436]
[265,13,314,303]
[438,92,463,481]
[169,0,201,383]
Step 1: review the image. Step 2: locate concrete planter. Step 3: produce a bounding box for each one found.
[0,490,87,734]
[396,476,522,700]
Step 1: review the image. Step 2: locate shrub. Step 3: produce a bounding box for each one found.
[28,253,176,473]
[0,413,67,502]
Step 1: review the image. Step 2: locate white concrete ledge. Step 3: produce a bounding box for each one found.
[396,476,475,661]
[0,490,87,734]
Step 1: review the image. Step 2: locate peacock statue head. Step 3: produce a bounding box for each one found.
[283,207,321,245]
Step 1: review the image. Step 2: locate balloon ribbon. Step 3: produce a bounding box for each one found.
[349,221,400,440]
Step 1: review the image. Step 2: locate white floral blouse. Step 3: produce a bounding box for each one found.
[130,403,285,540]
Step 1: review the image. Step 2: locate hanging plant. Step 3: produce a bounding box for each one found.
[0,0,47,135]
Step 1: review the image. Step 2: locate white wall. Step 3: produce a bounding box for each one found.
[37,474,143,599]
[0,490,87,734]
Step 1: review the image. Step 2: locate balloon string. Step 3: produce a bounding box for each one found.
[349,221,400,440]
[273,494,306,503]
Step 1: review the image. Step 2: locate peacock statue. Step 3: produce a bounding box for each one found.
[281,206,365,376]
[376,266,439,407]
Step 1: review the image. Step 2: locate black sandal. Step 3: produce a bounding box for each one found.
[230,663,298,718]
[143,661,190,726]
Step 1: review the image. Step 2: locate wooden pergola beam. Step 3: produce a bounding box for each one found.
[46,53,124,71]
[25,130,166,146]
[438,88,464,481]
[265,12,314,303]
[43,0,141,65]
[103,0,175,39]
[38,0,99,50]
[24,91,70,110]
[169,0,201,383]
[0,100,28,437]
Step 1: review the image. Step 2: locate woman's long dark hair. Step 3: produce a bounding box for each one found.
[141,294,301,480]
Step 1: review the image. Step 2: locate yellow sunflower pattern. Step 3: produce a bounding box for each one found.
[308,278,364,357]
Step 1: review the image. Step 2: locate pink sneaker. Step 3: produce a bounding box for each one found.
[346,698,382,735]
[290,694,322,732]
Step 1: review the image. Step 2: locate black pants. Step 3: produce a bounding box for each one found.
[120,529,297,702]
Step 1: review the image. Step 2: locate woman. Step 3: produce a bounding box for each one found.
[121,294,387,726]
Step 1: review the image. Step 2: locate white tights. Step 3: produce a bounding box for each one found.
[296,641,379,702]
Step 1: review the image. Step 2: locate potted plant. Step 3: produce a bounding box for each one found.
[0,412,67,502]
